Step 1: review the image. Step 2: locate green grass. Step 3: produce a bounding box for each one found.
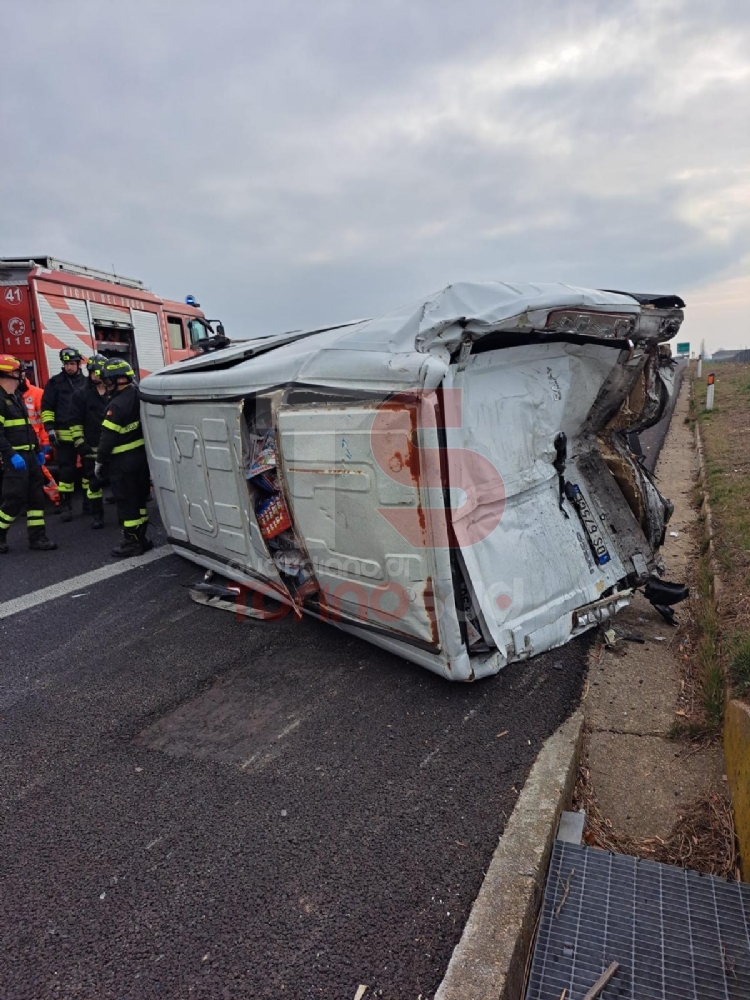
[686,363,750,716]
[668,719,716,741]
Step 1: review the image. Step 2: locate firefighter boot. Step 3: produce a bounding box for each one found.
[0,529,8,555]
[111,531,141,558]
[82,498,92,515]
[137,521,154,554]
[90,497,105,530]
[28,528,58,551]
[59,495,73,522]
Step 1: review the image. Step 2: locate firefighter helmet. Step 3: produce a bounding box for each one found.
[100,358,136,385]
[86,352,108,376]
[0,354,23,379]
[60,348,83,364]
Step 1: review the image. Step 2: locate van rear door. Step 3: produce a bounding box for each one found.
[276,393,448,651]
[143,399,285,589]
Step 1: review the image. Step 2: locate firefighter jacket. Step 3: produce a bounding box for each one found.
[70,382,110,453]
[0,385,40,463]
[97,384,146,464]
[22,382,49,448]
[41,370,86,440]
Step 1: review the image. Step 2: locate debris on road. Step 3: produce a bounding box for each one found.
[582,961,620,999]
[554,868,575,918]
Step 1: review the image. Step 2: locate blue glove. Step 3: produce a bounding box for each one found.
[36,451,46,466]
[10,453,26,471]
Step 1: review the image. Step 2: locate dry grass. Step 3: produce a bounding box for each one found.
[574,756,740,880]
[693,363,750,675]
[665,500,726,735]
[668,362,750,727]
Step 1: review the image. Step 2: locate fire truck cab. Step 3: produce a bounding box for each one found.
[0,256,227,386]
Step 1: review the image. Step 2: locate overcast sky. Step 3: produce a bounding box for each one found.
[2,0,748,353]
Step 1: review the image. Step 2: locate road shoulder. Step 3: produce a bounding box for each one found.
[435,708,584,1000]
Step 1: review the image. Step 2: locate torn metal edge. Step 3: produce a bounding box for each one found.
[435,708,585,1000]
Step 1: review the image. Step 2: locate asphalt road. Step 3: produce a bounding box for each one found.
[0,367,684,999]
[0,508,588,999]
[0,495,168,604]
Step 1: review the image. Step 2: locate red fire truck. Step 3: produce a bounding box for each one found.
[0,256,227,385]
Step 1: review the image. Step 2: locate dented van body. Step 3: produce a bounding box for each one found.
[139,282,684,681]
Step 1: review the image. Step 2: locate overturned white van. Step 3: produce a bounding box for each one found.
[139,282,685,681]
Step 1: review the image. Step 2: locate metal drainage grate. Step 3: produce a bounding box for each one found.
[526,841,750,999]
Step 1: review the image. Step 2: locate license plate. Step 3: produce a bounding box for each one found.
[565,482,611,566]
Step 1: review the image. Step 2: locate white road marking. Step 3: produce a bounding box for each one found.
[0,546,173,621]
[239,718,302,772]
[275,718,301,741]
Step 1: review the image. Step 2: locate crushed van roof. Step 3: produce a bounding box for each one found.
[140,281,654,400]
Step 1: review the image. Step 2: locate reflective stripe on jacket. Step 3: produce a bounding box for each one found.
[41,371,86,430]
[0,385,40,460]
[97,384,146,462]
[70,381,110,451]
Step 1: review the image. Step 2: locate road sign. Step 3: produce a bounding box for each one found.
[676,342,690,355]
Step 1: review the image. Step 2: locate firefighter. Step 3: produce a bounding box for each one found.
[20,363,60,507]
[0,355,57,554]
[70,354,110,530]
[41,347,86,521]
[96,358,153,557]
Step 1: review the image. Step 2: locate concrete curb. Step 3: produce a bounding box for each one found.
[435,709,585,1000]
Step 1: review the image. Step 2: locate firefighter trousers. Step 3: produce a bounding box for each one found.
[110,450,150,536]
[82,454,103,500]
[0,454,48,541]
[55,439,77,496]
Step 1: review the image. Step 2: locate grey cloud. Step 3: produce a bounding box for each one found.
[2,0,749,347]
